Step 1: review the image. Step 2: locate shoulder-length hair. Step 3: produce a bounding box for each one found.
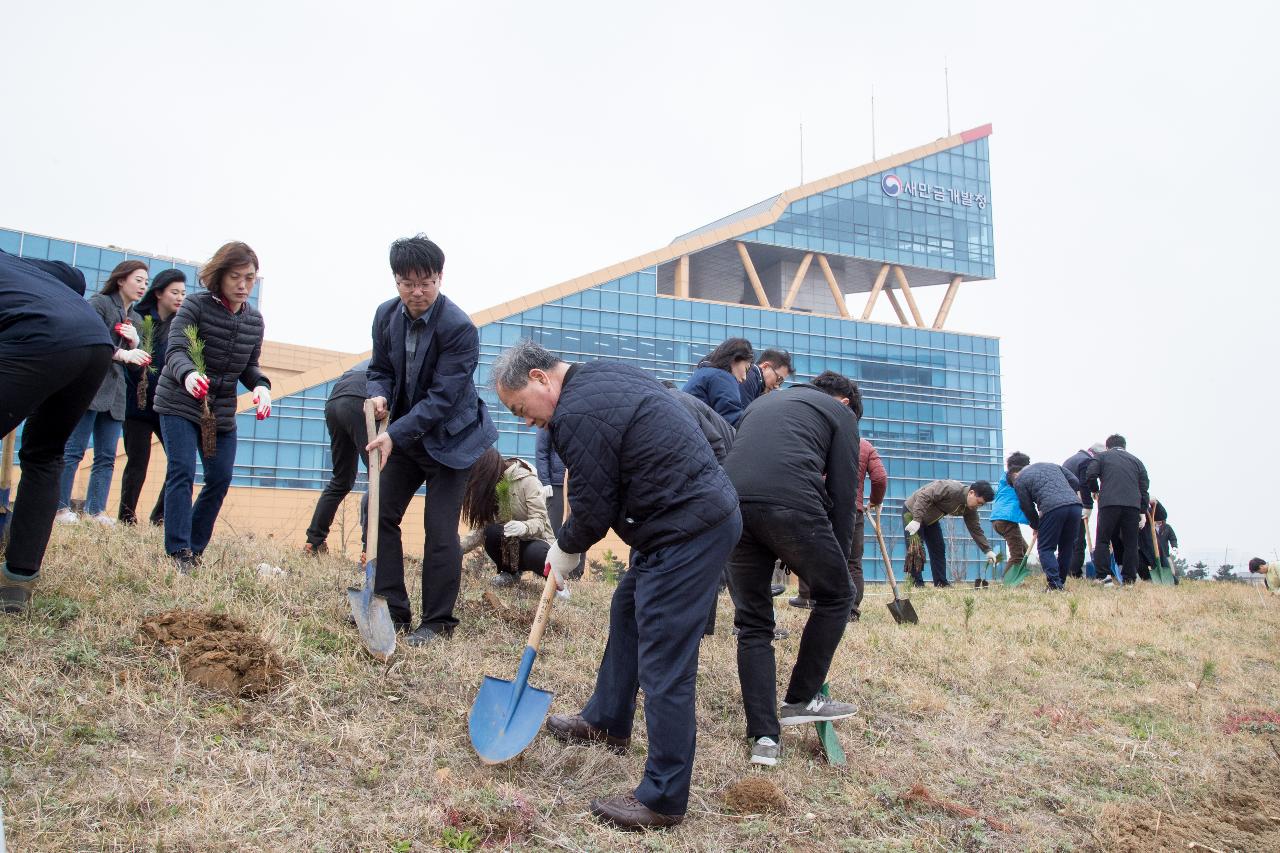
[706,337,754,373]
[199,241,259,297]
[100,260,149,296]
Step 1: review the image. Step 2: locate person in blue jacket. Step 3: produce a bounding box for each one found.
[681,337,753,427]
[989,451,1031,586]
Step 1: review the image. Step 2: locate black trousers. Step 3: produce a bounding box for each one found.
[374,439,471,629]
[118,416,166,525]
[306,396,369,549]
[482,523,550,574]
[730,504,853,741]
[918,519,951,586]
[1094,505,1141,584]
[0,345,112,574]
[1068,519,1087,577]
[547,484,566,533]
[799,510,865,617]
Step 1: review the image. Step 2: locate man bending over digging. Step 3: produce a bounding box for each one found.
[493,338,741,832]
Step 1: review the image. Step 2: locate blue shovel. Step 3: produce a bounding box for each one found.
[0,432,15,547]
[470,567,561,764]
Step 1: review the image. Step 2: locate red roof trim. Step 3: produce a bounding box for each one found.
[960,123,993,143]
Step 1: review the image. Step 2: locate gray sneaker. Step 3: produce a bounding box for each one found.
[0,564,39,615]
[750,736,779,766]
[779,693,858,725]
[490,572,518,588]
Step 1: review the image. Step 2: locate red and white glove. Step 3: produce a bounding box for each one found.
[185,373,210,400]
[114,348,152,367]
[252,386,272,420]
[114,322,139,347]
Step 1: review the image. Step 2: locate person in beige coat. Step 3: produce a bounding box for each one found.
[902,479,997,587]
[459,447,557,589]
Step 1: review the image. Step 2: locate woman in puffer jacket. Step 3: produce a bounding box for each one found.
[459,447,557,589]
[153,241,271,574]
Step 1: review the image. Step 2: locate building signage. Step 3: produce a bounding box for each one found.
[881,173,986,209]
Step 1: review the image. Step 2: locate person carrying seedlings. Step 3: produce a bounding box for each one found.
[1083,434,1150,585]
[988,451,1032,587]
[681,336,753,427]
[738,347,793,408]
[1247,558,1280,593]
[789,434,884,621]
[54,259,152,526]
[154,241,271,576]
[365,235,497,648]
[1136,499,1179,583]
[0,251,112,614]
[458,446,558,590]
[303,358,371,557]
[1062,442,1106,577]
[118,268,186,526]
[902,480,998,587]
[493,338,740,831]
[1006,461,1083,591]
[724,370,862,768]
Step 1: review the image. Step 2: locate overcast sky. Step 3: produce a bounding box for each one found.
[3,1,1276,567]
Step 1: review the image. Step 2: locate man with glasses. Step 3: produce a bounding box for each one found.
[738,348,793,408]
[365,234,497,647]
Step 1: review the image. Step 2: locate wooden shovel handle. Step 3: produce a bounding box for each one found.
[363,400,386,558]
[526,566,559,653]
[871,507,903,597]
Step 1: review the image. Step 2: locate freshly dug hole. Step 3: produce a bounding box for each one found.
[178,630,285,698]
[137,609,249,647]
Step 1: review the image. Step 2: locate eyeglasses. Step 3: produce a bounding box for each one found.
[396,277,440,294]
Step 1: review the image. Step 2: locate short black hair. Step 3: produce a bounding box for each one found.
[757,348,792,372]
[153,268,186,290]
[970,480,995,502]
[1106,434,1126,449]
[389,234,445,279]
[810,370,863,418]
[1006,451,1030,469]
[1006,463,1026,481]
[1249,557,1267,573]
[706,337,754,373]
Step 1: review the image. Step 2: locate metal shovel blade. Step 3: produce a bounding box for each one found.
[1152,557,1176,586]
[887,596,919,625]
[470,646,554,765]
[1003,557,1031,588]
[347,559,397,661]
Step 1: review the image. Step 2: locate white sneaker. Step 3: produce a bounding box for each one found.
[54,510,79,525]
[91,513,116,527]
[555,586,571,601]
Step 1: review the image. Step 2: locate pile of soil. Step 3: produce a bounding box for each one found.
[137,609,285,698]
[724,777,788,814]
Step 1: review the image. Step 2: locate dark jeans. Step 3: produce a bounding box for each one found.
[730,504,853,741]
[798,510,865,617]
[161,415,236,555]
[1094,505,1140,584]
[1068,516,1088,577]
[482,523,550,574]
[57,408,123,515]
[581,510,740,817]
[1035,504,1081,589]
[0,345,111,574]
[305,395,369,549]
[375,439,471,629]
[918,519,951,586]
[118,417,166,525]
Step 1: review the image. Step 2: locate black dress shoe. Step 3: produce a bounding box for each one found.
[404,623,453,647]
[787,596,814,610]
[590,793,683,830]
[546,713,630,753]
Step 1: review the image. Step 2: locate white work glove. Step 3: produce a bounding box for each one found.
[502,520,528,538]
[905,519,921,536]
[1170,546,1180,559]
[185,372,210,400]
[1138,514,1147,530]
[540,484,554,499]
[543,542,580,591]
[114,322,139,346]
[114,348,152,367]
[1082,506,1091,520]
[985,550,999,566]
[252,386,271,420]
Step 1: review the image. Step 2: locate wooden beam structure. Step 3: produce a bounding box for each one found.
[860,263,891,320]
[891,266,925,327]
[815,255,850,318]
[674,254,690,298]
[781,252,813,310]
[932,275,963,329]
[884,288,910,325]
[735,242,772,308]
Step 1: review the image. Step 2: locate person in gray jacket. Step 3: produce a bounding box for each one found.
[55,260,152,525]
[1008,462,1082,590]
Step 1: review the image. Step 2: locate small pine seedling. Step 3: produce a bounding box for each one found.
[183,324,207,374]
[1068,596,1080,619]
[963,595,975,630]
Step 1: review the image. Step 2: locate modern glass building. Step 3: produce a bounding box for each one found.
[8,124,1003,577]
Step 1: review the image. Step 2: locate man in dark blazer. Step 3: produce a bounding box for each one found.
[366,235,497,647]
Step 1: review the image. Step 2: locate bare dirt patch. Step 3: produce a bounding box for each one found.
[178,630,285,698]
[137,609,249,647]
[724,777,788,814]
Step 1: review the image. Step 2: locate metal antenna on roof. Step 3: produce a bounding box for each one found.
[944,58,952,136]
[871,85,877,160]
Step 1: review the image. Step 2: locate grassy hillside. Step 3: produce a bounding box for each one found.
[1,524,1278,851]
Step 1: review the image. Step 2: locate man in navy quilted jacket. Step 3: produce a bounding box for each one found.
[494,338,741,832]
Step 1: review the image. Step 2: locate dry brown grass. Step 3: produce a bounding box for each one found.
[2,523,1279,851]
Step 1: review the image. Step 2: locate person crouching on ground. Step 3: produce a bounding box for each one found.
[724,370,862,768]
[154,241,271,575]
[989,451,1031,585]
[1007,461,1083,591]
[903,479,998,587]
[1248,558,1280,593]
[493,338,741,832]
[458,447,557,590]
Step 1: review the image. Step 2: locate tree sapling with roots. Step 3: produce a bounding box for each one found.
[136,315,157,409]
[183,324,218,457]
